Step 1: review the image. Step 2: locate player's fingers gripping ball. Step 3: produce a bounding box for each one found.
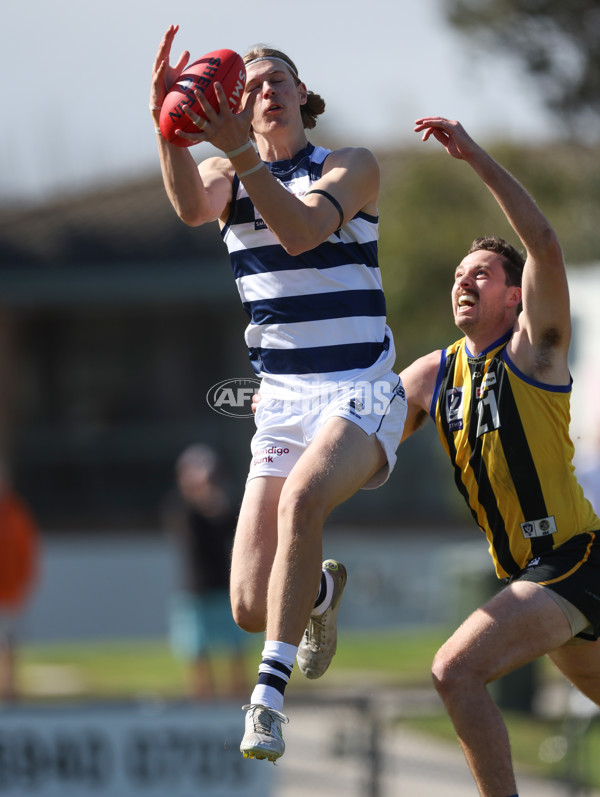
[159,49,246,146]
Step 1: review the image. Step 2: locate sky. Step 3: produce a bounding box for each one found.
[0,0,554,206]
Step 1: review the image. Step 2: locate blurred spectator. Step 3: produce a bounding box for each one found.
[163,444,249,700]
[0,462,39,703]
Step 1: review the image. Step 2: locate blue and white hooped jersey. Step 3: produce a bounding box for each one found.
[221,143,396,391]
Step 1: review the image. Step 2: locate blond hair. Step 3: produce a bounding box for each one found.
[243,46,326,130]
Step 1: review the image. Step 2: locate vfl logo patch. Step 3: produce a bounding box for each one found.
[446,387,464,431]
[521,516,557,539]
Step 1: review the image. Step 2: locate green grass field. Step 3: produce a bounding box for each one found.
[15,627,600,790]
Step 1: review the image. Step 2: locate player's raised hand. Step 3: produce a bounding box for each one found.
[150,25,190,111]
[414,117,479,161]
[179,80,256,152]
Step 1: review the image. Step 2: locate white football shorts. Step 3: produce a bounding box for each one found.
[248,371,407,489]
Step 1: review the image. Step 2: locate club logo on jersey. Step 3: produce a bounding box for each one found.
[520,516,557,539]
[446,387,464,431]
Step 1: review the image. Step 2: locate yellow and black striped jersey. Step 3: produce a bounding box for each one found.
[431,331,600,578]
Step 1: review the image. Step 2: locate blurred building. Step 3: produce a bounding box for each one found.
[0,176,255,531]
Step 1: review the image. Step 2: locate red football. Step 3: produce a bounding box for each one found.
[159,49,246,147]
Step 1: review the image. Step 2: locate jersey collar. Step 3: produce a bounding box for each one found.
[464,328,513,359]
[265,142,315,178]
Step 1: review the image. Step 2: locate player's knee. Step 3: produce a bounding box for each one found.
[230,593,265,634]
[278,481,329,533]
[231,604,264,634]
[431,647,471,702]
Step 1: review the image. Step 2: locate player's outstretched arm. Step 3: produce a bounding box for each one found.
[415,116,570,370]
[414,117,560,264]
[150,26,232,226]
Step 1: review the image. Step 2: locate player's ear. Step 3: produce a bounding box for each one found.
[508,286,522,308]
[298,81,308,106]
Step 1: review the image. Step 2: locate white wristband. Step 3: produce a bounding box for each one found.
[239,161,265,179]
[225,140,254,159]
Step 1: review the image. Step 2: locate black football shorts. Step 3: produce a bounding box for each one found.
[509,530,600,641]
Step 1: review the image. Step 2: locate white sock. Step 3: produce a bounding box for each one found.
[250,640,297,713]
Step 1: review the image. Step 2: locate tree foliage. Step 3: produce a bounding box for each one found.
[443,0,600,137]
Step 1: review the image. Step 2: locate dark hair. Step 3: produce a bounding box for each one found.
[467,236,525,287]
[243,46,326,130]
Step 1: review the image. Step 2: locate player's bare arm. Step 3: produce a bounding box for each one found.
[238,146,379,255]
[415,116,569,382]
[150,27,234,227]
[398,350,441,442]
[154,148,232,226]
